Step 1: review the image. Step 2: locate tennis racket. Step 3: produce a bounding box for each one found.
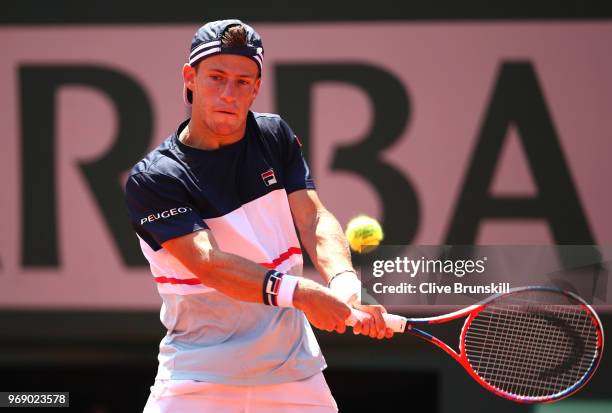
[346,286,604,403]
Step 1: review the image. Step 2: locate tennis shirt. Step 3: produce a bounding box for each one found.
[124,111,326,385]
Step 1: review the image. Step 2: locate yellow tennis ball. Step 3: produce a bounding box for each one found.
[345,215,384,253]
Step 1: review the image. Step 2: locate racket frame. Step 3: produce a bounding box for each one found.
[395,286,604,403]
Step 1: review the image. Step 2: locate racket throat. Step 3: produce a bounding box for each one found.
[407,325,462,363]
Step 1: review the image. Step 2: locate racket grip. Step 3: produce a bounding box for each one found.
[346,309,408,333]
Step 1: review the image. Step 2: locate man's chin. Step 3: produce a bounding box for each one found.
[211,123,243,137]
[211,116,245,134]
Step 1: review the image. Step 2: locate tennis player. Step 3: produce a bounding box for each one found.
[125,19,393,413]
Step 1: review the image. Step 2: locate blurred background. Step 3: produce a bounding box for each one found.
[1,1,611,412]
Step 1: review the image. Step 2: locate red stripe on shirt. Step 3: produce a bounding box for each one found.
[154,276,202,285]
[259,247,302,269]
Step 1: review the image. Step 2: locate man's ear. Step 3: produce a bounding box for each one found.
[183,63,196,94]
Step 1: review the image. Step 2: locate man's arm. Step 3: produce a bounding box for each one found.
[288,189,393,339]
[162,228,351,332]
[287,190,353,284]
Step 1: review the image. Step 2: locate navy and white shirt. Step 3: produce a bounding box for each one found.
[124,111,326,385]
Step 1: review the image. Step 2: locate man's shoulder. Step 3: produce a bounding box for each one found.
[252,111,282,123]
[251,111,292,140]
[127,135,181,182]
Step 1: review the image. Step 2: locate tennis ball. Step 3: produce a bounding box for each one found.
[345,215,384,253]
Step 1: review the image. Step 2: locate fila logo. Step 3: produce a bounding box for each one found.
[265,273,282,295]
[261,169,277,186]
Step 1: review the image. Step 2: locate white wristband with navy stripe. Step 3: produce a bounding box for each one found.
[263,270,298,308]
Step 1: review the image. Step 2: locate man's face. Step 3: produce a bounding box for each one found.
[184,54,261,139]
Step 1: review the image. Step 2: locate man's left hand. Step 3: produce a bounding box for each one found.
[349,304,394,339]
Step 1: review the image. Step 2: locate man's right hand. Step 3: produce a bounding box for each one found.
[292,278,351,334]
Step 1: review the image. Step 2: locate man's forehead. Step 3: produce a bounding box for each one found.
[198,54,259,77]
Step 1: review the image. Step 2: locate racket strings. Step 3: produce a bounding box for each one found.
[463,291,600,400]
[477,306,595,395]
[469,309,585,396]
[467,312,596,363]
[471,307,592,393]
[469,306,596,396]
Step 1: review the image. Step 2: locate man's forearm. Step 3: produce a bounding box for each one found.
[180,242,270,302]
[163,231,327,310]
[163,231,276,303]
[299,208,355,284]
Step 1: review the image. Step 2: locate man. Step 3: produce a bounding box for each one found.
[125,19,392,413]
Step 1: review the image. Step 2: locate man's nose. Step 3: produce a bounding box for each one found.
[220,81,237,102]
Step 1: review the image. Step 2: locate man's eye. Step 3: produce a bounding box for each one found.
[239,79,250,85]
[210,76,222,81]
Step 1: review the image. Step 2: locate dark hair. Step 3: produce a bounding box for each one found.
[221,25,248,48]
[192,24,260,78]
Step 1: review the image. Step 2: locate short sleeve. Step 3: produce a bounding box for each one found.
[278,118,316,194]
[124,172,208,250]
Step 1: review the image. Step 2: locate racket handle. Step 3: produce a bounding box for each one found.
[346,309,408,333]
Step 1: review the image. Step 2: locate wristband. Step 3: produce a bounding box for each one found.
[328,270,361,304]
[327,269,357,288]
[262,270,298,307]
[277,274,299,307]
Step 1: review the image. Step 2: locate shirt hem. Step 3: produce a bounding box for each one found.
[155,360,327,386]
